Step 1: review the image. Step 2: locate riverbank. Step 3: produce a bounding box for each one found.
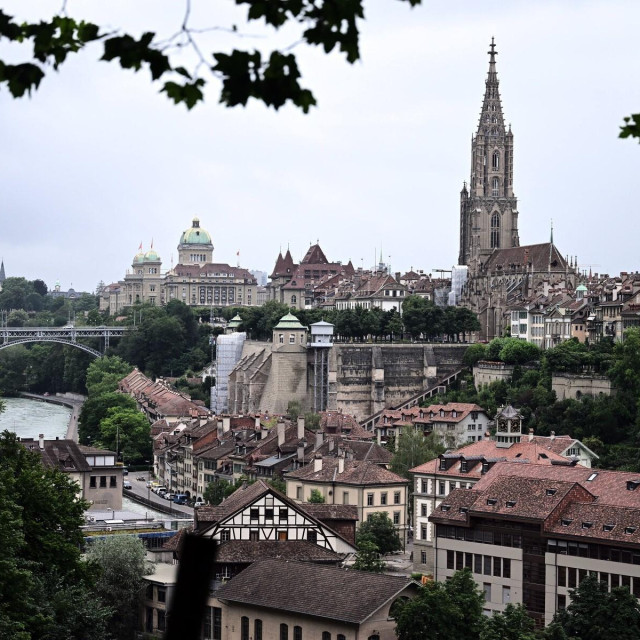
[19,392,85,442]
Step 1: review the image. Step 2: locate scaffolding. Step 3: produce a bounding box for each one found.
[448,265,469,306]
[210,332,246,414]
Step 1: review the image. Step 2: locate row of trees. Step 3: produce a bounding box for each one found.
[221,296,480,343]
[395,568,640,640]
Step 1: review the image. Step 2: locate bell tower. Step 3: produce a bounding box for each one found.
[459,39,519,272]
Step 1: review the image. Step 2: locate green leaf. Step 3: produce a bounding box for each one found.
[620,113,640,142]
[0,61,45,97]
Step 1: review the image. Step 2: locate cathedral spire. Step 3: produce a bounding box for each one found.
[478,37,505,136]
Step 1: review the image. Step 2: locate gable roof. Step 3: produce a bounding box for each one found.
[286,458,407,486]
[484,243,568,272]
[216,559,416,623]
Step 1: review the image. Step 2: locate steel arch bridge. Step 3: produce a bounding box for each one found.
[0,326,129,358]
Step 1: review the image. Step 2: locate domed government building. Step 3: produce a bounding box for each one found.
[100,218,258,314]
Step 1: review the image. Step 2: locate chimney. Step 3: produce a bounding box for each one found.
[528,428,534,442]
[315,431,324,450]
[277,421,285,447]
[313,455,323,472]
[298,440,306,462]
[255,416,261,428]
[222,417,231,433]
[39,434,45,450]
[328,439,335,452]
[338,455,345,474]
[550,431,556,441]
[297,416,305,440]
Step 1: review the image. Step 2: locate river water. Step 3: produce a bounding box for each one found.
[0,397,71,440]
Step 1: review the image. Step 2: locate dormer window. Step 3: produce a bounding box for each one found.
[561,519,572,526]
[625,527,637,535]
[460,461,468,473]
[546,488,557,496]
[603,524,615,532]
[441,504,451,512]
[581,521,593,529]
[627,480,640,491]
[439,458,446,471]
[481,462,489,474]
[459,506,469,514]
[487,498,497,506]
[506,500,516,508]
[452,411,457,418]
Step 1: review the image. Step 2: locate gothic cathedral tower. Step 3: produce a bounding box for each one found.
[459,39,519,273]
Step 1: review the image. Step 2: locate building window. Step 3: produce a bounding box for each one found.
[421,503,427,517]
[293,626,302,640]
[381,492,387,505]
[157,587,166,603]
[421,551,427,564]
[393,511,400,525]
[280,624,288,640]
[203,607,222,640]
[296,486,302,500]
[394,491,401,504]
[90,476,96,488]
[421,525,427,540]
[503,558,511,579]
[502,586,511,604]
[439,481,446,496]
[307,530,317,544]
[367,493,374,506]
[220,530,230,542]
[447,550,454,570]
[322,634,331,640]
[491,212,500,248]
[279,333,284,344]
[343,492,349,505]
[240,616,249,640]
[289,334,296,344]
[492,151,499,170]
[100,476,107,488]
[250,508,259,520]
[483,583,491,602]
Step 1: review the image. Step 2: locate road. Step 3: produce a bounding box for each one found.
[126,472,195,519]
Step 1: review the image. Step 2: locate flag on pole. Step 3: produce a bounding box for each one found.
[138,242,143,251]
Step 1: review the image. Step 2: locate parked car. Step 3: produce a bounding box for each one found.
[194,499,205,508]
[173,494,188,505]
[123,480,132,490]
[164,493,174,501]
[137,476,146,481]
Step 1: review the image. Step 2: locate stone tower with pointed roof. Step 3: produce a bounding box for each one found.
[459,38,519,272]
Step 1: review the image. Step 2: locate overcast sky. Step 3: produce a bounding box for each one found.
[1,1,639,294]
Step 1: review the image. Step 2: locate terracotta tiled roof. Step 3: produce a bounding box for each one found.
[300,504,359,521]
[300,244,329,265]
[215,559,417,623]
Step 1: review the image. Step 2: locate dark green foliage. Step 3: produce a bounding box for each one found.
[307,488,325,503]
[550,574,640,639]
[0,431,111,640]
[1,2,431,111]
[353,534,385,573]
[620,113,640,141]
[287,400,302,421]
[99,407,152,465]
[357,512,402,555]
[395,568,485,640]
[464,343,487,367]
[203,478,253,505]
[480,603,537,640]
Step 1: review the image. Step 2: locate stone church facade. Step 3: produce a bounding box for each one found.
[459,40,576,341]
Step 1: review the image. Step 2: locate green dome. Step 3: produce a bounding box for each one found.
[274,313,306,330]
[133,251,145,264]
[144,250,161,262]
[180,217,212,245]
[576,284,587,292]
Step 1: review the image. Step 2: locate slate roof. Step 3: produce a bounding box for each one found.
[484,243,568,272]
[215,559,416,623]
[300,504,359,522]
[25,438,92,472]
[215,540,343,563]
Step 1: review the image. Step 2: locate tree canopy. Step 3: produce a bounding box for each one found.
[390,427,445,480]
[0,1,421,113]
[357,512,402,555]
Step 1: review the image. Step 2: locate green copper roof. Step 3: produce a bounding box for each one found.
[228,314,243,328]
[144,250,161,262]
[133,251,145,263]
[274,313,306,330]
[576,284,587,292]
[180,217,212,245]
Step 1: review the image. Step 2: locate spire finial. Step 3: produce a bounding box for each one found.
[550,219,554,245]
[488,37,497,63]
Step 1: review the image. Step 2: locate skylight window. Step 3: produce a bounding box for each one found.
[587,473,598,481]
[441,504,451,512]
[506,500,516,508]
[546,488,557,496]
[487,498,497,506]
[603,524,615,532]
[625,527,637,535]
[561,519,572,526]
[581,521,593,529]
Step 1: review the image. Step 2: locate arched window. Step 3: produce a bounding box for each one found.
[293,626,302,640]
[491,212,500,249]
[492,151,499,170]
[492,177,500,197]
[337,636,346,640]
[241,617,249,640]
[280,624,289,640]
[255,620,263,640]
[322,633,331,640]
[291,295,297,304]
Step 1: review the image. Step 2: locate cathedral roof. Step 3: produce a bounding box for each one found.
[270,249,297,278]
[484,243,568,273]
